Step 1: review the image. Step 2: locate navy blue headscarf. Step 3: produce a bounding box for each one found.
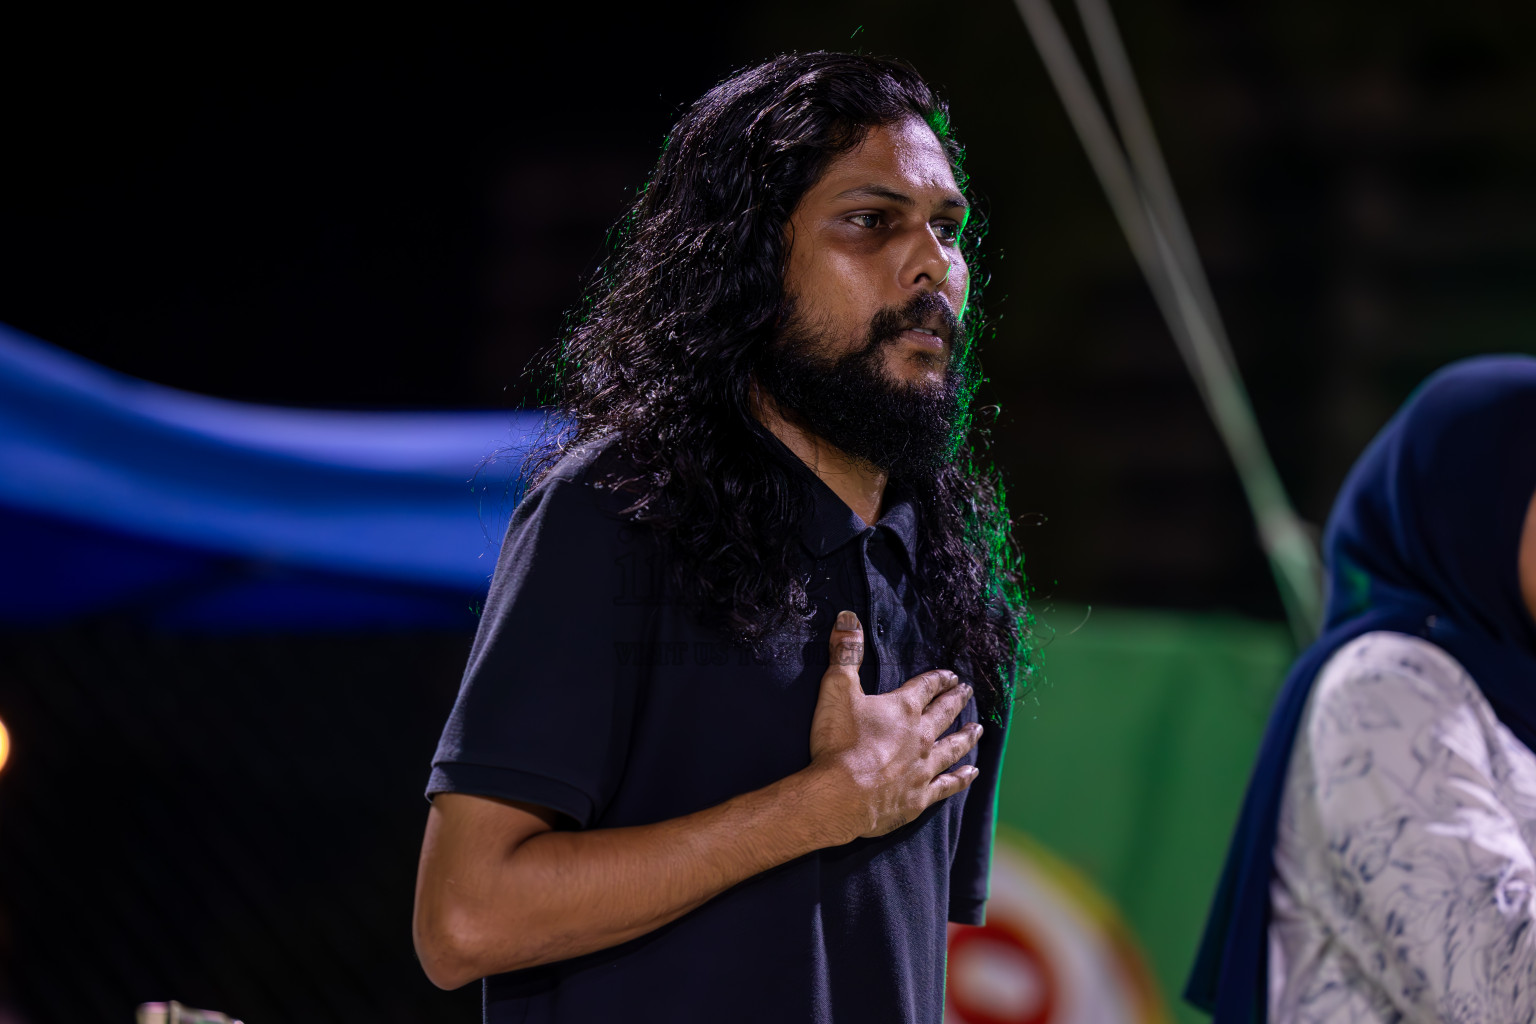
[1186,355,1536,1022]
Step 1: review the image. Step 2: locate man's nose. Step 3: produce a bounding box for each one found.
[902,227,952,292]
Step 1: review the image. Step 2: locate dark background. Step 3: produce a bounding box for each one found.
[1,2,1533,1021]
[5,2,1534,616]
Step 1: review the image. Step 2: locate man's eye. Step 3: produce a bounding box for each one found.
[935,223,961,244]
[850,213,881,229]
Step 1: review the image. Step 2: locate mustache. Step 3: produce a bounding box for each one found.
[864,293,962,351]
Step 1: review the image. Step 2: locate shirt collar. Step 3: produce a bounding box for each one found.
[747,420,921,570]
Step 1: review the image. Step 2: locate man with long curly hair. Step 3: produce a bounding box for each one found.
[413,52,1029,1023]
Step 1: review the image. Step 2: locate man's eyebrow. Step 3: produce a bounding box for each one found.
[830,184,969,212]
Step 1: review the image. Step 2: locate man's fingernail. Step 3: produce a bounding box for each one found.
[836,610,857,631]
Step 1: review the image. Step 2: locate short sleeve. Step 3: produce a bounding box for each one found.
[426,450,653,827]
[948,693,1012,925]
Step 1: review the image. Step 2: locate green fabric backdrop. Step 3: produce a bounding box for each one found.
[994,605,1294,1022]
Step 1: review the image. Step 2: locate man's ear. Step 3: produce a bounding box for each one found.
[778,218,799,300]
[747,374,770,424]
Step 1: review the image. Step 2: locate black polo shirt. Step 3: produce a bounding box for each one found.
[427,429,1010,1024]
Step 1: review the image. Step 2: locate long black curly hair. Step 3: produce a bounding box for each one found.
[523,52,1032,721]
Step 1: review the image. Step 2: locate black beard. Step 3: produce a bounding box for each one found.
[755,292,970,477]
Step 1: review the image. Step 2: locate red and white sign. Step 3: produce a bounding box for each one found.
[945,832,1168,1024]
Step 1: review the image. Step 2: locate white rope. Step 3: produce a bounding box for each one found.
[1013,0,1325,642]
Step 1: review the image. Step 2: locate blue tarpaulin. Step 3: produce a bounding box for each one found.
[0,323,540,629]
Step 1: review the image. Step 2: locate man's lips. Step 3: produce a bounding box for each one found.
[897,327,947,353]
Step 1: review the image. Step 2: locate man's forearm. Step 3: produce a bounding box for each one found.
[417,766,848,987]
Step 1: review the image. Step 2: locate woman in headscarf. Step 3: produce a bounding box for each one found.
[1187,355,1536,1022]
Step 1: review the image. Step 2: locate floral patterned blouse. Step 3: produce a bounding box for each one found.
[1269,631,1536,1023]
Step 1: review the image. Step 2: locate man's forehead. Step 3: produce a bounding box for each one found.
[814,118,963,204]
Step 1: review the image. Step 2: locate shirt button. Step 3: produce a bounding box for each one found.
[876,617,887,638]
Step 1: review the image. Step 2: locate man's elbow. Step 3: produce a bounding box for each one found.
[418,886,551,990]
[414,905,487,991]
[414,895,554,988]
